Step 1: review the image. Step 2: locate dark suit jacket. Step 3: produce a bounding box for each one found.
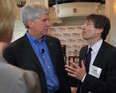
[77,41,116,93]
[3,34,71,93]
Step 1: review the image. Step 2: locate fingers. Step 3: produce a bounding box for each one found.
[65,61,79,74]
[67,72,77,78]
[81,60,85,69]
[65,67,75,74]
[69,61,79,68]
[65,61,79,70]
[65,63,78,78]
[65,60,85,69]
[65,60,87,80]
[65,64,75,72]
[81,60,86,74]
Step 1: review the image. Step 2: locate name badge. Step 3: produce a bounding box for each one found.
[89,65,102,78]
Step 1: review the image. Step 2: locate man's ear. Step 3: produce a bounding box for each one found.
[27,19,34,28]
[97,28,103,34]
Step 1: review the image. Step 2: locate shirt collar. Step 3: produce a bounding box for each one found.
[88,39,103,53]
[26,32,46,44]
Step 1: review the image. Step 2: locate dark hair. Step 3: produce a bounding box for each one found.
[86,14,111,40]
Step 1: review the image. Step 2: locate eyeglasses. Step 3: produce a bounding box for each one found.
[83,21,90,26]
[83,21,94,27]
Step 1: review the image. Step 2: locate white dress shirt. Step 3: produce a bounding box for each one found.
[81,39,103,93]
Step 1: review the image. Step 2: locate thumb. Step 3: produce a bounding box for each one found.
[81,60,85,69]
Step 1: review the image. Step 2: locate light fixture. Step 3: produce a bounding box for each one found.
[16,0,26,8]
[53,0,62,24]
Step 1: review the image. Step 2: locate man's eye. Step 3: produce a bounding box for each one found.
[83,22,88,26]
[42,19,47,22]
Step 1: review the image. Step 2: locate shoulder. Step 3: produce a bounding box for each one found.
[0,57,38,83]
[13,70,41,93]
[0,59,40,93]
[46,35,60,41]
[46,35,61,44]
[80,45,88,52]
[4,34,28,52]
[97,42,116,61]
[9,34,27,46]
[102,42,116,53]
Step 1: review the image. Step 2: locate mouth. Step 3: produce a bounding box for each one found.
[45,28,49,31]
[82,31,85,34]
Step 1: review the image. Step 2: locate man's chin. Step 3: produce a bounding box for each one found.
[43,32,48,35]
[83,37,86,40]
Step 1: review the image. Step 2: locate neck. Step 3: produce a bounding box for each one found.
[0,46,3,56]
[0,42,9,56]
[88,37,102,46]
[28,30,44,41]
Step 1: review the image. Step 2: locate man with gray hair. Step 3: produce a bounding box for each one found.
[3,2,71,93]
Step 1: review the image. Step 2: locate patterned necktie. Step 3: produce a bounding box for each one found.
[85,47,92,73]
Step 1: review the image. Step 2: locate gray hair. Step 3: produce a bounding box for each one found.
[20,2,49,29]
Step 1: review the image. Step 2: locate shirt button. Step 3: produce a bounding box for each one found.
[48,66,50,68]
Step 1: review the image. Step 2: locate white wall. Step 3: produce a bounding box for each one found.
[107,0,116,47]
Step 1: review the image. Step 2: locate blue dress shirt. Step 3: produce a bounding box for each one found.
[26,32,59,93]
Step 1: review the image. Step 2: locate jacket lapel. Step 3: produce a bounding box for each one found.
[46,36,57,67]
[80,42,105,67]
[21,34,43,68]
[79,46,88,67]
[93,42,105,66]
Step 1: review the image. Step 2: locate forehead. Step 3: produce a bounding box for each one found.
[33,14,49,20]
[39,14,49,18]
[85,18,94,22]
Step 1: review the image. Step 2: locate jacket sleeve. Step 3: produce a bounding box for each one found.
[13,71,41,93]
